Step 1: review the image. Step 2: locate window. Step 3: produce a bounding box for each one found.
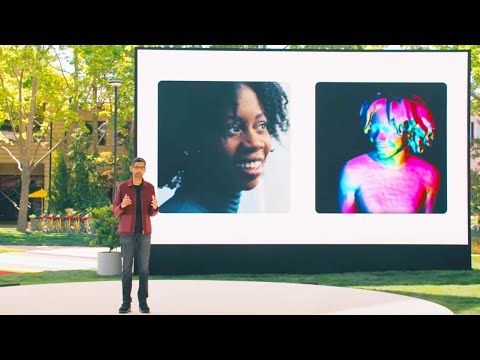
[85,121,106,146]
[1,120,17,141]
[1,119,45,142]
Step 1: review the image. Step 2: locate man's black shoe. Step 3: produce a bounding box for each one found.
[119,303,131,314]
[139,302,150,313]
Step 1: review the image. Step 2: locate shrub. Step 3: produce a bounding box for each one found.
[90,205,120,252]
[472,237,480,255]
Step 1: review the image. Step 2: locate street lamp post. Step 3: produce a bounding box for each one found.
[108,80,123,202]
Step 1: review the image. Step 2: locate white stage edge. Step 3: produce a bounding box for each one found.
[0,280,452,315]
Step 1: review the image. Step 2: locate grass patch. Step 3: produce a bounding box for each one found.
[0,269,116,286]
[0,229,94,247]
[1,257,479,314]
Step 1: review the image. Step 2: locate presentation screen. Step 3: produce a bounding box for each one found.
[136,49,469,245]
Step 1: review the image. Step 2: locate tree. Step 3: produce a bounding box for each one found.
[67,128,110,211]
[49,148,71,213]
[119,127,135,182]
[64,45,136,180]
[68,128,93,210]
[50,129,111,213]
[0,45,77,232]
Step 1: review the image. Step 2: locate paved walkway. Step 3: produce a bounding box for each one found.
[0,245,109,272]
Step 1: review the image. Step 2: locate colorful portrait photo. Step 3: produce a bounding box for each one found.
[315,82,447,214]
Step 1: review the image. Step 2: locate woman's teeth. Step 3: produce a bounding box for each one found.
[236,161,261,169]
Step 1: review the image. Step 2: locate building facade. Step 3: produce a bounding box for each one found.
[0,111,128,222]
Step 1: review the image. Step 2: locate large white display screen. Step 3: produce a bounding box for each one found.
[136,49,469,245]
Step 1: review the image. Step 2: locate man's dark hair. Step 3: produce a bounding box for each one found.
[158,81,289,189]
[131,157,146,166]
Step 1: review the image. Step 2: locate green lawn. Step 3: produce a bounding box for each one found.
[0,229,94,246]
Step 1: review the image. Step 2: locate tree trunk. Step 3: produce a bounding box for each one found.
[15,65,38,233]
[16,165,31,232]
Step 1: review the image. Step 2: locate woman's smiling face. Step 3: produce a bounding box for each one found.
[215,84,272,191]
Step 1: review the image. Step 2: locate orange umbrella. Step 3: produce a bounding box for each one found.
[28,188,47,214]
[28,189,47,198]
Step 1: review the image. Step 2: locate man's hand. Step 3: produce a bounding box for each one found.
[121,194,132,209]
[151,195,158,210]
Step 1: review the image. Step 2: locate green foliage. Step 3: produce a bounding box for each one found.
[90,205,120,251]
[472,237,480,254]
[66,45,135,131]
[471,169,480,217]
[92,151,114,186]
[50,131,111,214]
[68,128,110,211]
[49,148,72,213]
[120,134,134,182]
[69,128,93,209]
[90,150,113,190]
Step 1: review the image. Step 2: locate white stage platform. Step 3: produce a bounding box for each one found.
[0,280,452,315]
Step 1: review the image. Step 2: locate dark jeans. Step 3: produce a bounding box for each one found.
[120,234,151,304]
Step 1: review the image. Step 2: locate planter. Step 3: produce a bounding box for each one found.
[97,251,122,276]
[30,218,40,231]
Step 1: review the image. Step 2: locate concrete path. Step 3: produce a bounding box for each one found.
[0,245,109,272]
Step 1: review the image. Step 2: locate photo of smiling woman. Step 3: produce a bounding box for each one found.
[157,81,290,213]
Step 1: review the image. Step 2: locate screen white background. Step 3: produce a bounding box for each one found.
[136,49,469,245]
